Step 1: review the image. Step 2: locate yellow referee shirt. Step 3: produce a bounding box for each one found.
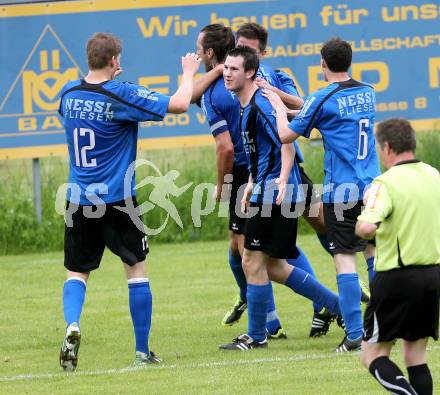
[358,160,440,272]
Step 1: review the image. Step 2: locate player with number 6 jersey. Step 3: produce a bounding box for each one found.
[263,37,380,353]
[290,80,379,204]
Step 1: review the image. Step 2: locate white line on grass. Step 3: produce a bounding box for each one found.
[2,345,439,383]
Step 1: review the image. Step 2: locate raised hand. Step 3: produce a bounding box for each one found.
[182,52,201,76]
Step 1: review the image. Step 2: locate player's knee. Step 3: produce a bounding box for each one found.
[403,348,426,367]
[241,254,253,276]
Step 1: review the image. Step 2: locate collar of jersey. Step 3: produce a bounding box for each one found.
[81,78,111,87]
[394,159,420,166]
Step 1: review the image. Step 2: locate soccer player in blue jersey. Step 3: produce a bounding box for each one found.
[236,22,348,337]
[57,32,200,370]
[264,37,380,352]
[219,46,343,351]
[196,25,326,340]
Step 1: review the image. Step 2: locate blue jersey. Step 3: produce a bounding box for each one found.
[240,89,303,204]
[275,69,301,98]
[289,79,381,203]
[201,77,247,166]
[58,79,170,205]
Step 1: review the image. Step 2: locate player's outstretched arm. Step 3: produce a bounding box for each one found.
[262,89,299,144]
[256,77,303,110]
[213,131,234,202]
[191,64,224,104]
[168,53,201,113]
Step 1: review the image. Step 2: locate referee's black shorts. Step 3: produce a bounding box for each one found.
[64,198,148,273]
[363,265,440,343]
[229,164,249,235]
[244,202,299,259]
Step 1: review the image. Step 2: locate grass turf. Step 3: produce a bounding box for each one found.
[0,234,438,394]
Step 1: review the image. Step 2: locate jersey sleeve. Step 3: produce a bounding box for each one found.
[358,181,392,224]
[200,85,229,137]
[276,70,300,97]
[116,82,170,122]
[288,93,323,138]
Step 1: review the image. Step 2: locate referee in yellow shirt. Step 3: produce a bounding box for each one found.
[356,118,440,395]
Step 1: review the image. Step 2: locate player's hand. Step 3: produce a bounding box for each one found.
[255,77,272,90]
[262,89,284,110]
[213,183,231,203]
[112,67,123,79]
[213,185,221,202]
[182,52,201,76]
[241,183,253,214]
[275,177,287,205]
[214,63,224,75]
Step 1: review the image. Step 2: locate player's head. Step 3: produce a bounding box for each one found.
[224,46,259,93]
[86,33,122,72]
[320,37,352,78]
[376,118,416,168]
[235,23,268,59]
[196,24,235,71]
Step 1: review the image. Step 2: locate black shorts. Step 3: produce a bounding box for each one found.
[64,198,148,273]
[323,200,368,254]
[299,165,321,207]
[244,203,299,259]
[229,164,249,235]
[363,265,440,343]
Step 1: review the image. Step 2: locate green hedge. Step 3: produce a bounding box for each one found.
[0,132,439,255]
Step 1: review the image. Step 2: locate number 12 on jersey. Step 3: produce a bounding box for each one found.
[357,119,369,160]
[73,128,97,167]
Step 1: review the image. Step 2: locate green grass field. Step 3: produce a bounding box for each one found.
[0,234,438,394]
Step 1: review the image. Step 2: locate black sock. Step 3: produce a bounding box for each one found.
[407,364,432,395]
[369,356,417,394]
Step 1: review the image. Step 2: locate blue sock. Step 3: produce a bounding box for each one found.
[63,278,86,326]
[128,279,152,355]
[287,246,322,313]
[336,273,363,340]
[366,256,375,283]
[229,249,247,302]
[266,282,282,335]
[284,267,340,316]
[317,233,332,255]
[247,283,271,342]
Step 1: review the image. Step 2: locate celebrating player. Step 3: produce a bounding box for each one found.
[264,37,380,352]
[196,24,331,339]
[58,32,200,370]
[235,23,349,337]
[219,46,343,351]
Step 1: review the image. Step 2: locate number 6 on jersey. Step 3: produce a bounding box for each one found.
[357,119,369,160]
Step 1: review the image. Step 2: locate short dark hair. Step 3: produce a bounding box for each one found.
[376,118,417,154]
[86,32,122,70]
[236,22,268,52]
[227,46,259,80]
[320,37,352,72]
[200,24,235,64]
